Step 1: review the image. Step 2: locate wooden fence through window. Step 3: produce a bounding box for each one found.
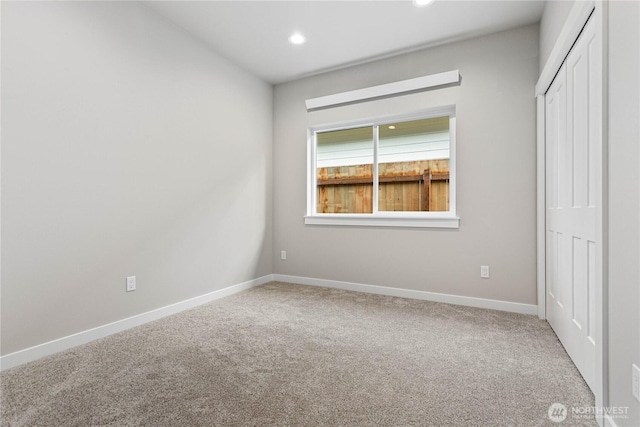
[317,160,450,213]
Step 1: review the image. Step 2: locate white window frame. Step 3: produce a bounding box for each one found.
[305,106,459,228]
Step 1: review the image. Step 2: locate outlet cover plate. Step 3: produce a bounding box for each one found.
[126,276,136,292]
[480,265,490,279]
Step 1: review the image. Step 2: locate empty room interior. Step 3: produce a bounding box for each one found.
[1,0,639,426]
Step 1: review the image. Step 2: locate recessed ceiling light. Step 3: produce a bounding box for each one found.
[413,0,434,7]
[388,125,396,130]
[288,32,306,45]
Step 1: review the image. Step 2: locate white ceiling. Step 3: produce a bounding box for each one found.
[146,1,545,84]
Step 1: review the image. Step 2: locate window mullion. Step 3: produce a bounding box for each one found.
[372,125,379,214]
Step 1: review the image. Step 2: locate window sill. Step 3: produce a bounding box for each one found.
[304,214,460,229]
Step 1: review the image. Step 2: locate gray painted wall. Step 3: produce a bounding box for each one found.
[539,0,575,71]
[0,2,273,355]
[273,25,539,305]
[608,1,640,424]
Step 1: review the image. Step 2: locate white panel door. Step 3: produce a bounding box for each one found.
[546,16,600,393]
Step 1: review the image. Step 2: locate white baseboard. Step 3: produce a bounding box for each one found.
[0,275,274,372]
[274,274,538,316]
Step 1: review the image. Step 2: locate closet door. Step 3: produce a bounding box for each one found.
[546,15,600,393]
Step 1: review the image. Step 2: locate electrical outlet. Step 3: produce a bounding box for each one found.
[281,250,287,261]
[633,364,640,403]
[126,276,136,292]
[480,265,490,279]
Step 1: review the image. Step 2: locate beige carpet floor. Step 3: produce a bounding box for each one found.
[1,281,596,426]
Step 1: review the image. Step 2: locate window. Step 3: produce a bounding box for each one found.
[306,107,458,228]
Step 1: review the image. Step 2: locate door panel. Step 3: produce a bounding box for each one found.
[546,60,567,341]
[546,16,600,393]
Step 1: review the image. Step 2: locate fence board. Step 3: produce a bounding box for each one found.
[317,160,448,213]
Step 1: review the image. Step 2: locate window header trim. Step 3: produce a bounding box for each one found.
[305,70,460,111]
